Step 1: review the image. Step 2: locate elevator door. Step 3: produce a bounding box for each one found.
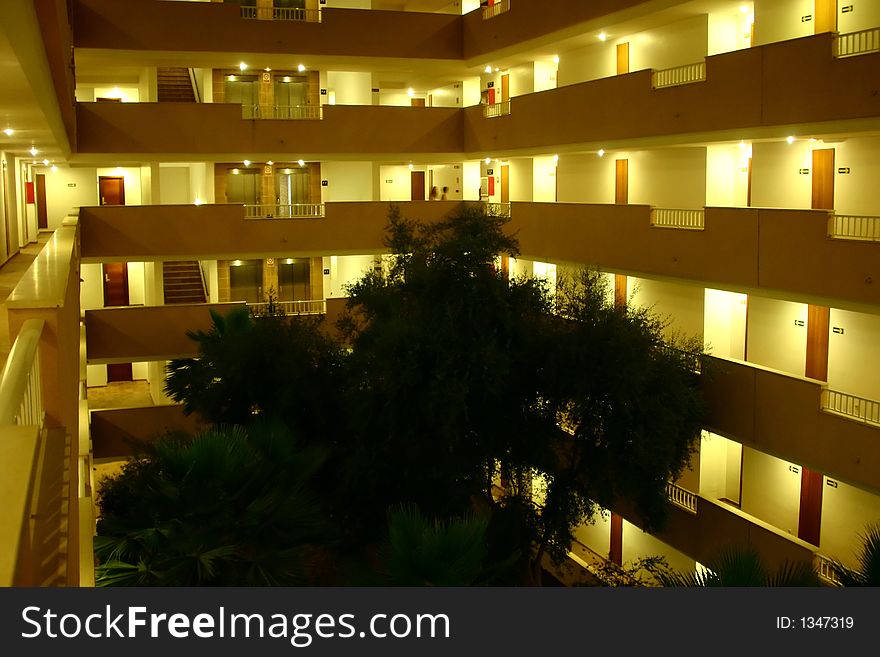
[278,259,310,301]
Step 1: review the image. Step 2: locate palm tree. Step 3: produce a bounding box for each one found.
[652,547,818,587]
[95,423,330,586]
[829,521,880,586]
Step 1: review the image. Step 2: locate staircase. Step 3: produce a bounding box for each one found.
[163,261,207,304]
[157,67,197,102]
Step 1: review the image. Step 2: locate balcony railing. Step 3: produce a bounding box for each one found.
[816,554,842,585]
[666,482,698,514]
[482,0,511,20]
[248,299,327,316]
[828,214,880,242]
[483,101,511,118]
[243,105,323,120]
[0,319,44,426]
[652,61,706,88]
[821,389,880,426]
[651,208,705,230]
[244,203,325,219]
[240,6,321,22]
[486,202,511,217]
[835,27,880,57]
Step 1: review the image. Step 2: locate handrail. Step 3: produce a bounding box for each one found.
[482,0,511,20]
[483,101,511,118]
[821,389,880,426]
[651,208,705,230]
[666,482,698,514]
[243,104,323,120]
[0,319,45,426]
[828,214,880,241]
[815,553,842,585]
[240,6,257,19]
[652,61,706,88]
[248,299,326,316]
[244,203,325,219]
[197,260,210,301]
[273,6,321,22]
[835,27,880,57]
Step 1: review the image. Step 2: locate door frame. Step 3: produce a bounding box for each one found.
[98,175,126,206]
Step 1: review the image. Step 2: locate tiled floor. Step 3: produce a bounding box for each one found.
[0,233,51,363]
[86,380,155,410]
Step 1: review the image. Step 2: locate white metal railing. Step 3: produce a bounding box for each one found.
[240,6,257,19]
[666,482,698,514]
[483,101,511,118]
[816,554,842,585]
[274,7,320,22]
[0,319,45,426]
[244,203,324,219]
[651,208,705,230]
[828,214,880,242]
[482,0,511,19]
[822,389,880,426]
[249,299,326,316]
[486,202,511,217]
[652,61,706,88]
[836,27,880,57]
[243,105,323,120]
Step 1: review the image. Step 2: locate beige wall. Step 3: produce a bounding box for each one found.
[746,295,807,377]
[753,0,813,46]
[699,431,743,505]
[32,166,98,230]
[625,148,707,209]
[741,446,802,538]
[573,509,610,559]
[326,71,372,106]
[706,143,750,208]
[838,0,880,33]
[827,308,880,401]
[622,518,697,574]
[820,477,880,570]
[834,136,880,216]
[556,154,612,204]
[531,156,557,203]
[508,158,533,202]
[327,254,375,299]
[321,161,374,202]
[628,276,705,342]
[703,288,747,360]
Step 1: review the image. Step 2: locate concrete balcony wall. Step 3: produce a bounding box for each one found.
[91,405,205,460]
[702,355,880,493]
[510,204,879,309]
[78,201,462,261]
[84,302,245,363]
[72,0,462,60]
[75,103,463,158]
[464,35,880,154]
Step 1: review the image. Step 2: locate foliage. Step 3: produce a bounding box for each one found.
[650,547,818,587]
[829,521,880,586]
[95,424,330,586]
[164,306,342,439]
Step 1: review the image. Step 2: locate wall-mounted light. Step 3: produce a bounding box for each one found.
[50,165,58,172]
[227,75,237,82]
[484,157,491,164]
[786,136,795,144]
[29,146,38,156]
[408,163,414,170]
[284,168,292,174]
[42,159,49,166]
[232,168,240,175]
[113,167,125,175]
[484,65,492,74]
[597,149,605,157]
[297,64,306,72]
[243,159,251,166]
[494,67,500,72]
[598,32,607,41]
[239,62,248,71]
[282,76,291,83]
[553,55,560,64]
[407,88,415,97]
[3,128,13,136]
[232,259,243,266]
[264,67,272,72]
[298,159,305,166]
[267,160,274,165]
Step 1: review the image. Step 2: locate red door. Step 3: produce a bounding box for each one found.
[103,263,133,382]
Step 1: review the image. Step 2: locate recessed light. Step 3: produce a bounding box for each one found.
[264,67,272,72]
[553,154,559,163]
[484,66,492,74]
[239,62,248,71]
[232,168,240,175]
[553,55,560,64]
[786,136,795,144]
[29,146,38,156]
[243,159,251,166]
[298,159,305,166]
[50,165,58,172]
[484,158,491,164]
[3,128,13,136]
[267,160,273,165]
[597,149,605,157]
[42,159,49,166]
[408,163,414,170]
[598,32,607,41]
[407,88,414,97]
[297,64,306,72]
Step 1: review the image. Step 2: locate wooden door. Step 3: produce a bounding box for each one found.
[99,176,125,206]
[614,274,627,309]
[410,97,425,107]
[609,513,623,565]
[500,165,509,204]
[805,304,830,381]
[410,171,425,201]
[103,262,132,382]
[746,157,753,207]
[814,0,837,34]
[811,149,834,210]
[501,74,509,103]
[798,466,823,546]
[616,42,630,75]
[615,159,628,204]
[36,173,47,229]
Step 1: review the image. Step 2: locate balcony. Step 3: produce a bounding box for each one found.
[73,0,462,61]
[701,355,880,493]
[75,102,463,158]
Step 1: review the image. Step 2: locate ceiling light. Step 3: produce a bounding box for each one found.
[267,160,274,165]
[29,146,38,156]
[297,64,306,72]
[553,154,559,163]
[232,168,240,175]
[114,167,125,175]
[484,157,491,164]
[494,67,500,72]
[3,128,13,136]
[42,159,49,166]
[407,88,415,97]
[243,159,251,166]
[227,75,237,82]
[283,76,291,83]
[239,62,248,71]
[786,136,795,144]
[408,163,414,170]
[284,168,292,174]
[598,32,607,41]
[598,149,605,157]
[298,159,305,166]
[553,55,560,64]
[484,66,492,74]
[50,165,58,172]
[264,67,272,72]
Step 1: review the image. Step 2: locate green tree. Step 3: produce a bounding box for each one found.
[830,521,880,586]
[651,547,818,587]
[95,423,330,586]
